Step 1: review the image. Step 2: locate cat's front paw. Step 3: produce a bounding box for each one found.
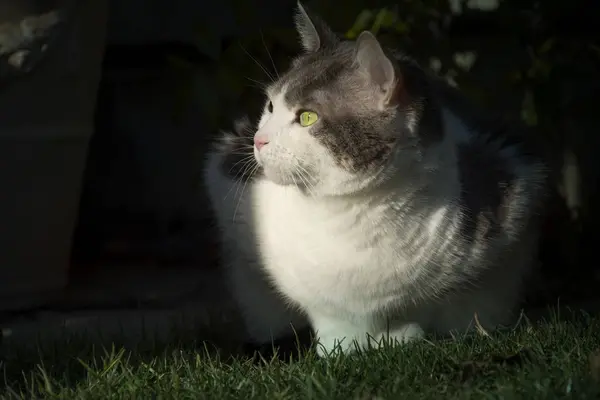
[312,317,368,356]
[386,323,425,344]
[314,322,425,357]
[315,333,360,356]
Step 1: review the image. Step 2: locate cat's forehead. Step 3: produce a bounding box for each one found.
[268,43,360,108]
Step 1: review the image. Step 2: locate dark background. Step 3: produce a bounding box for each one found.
[10,0,597,309]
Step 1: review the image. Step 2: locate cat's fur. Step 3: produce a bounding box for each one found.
[203,2,547,356]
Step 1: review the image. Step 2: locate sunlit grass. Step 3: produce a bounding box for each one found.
[1,310,599,399]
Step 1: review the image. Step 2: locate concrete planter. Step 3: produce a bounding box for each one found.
[0,0,107,311]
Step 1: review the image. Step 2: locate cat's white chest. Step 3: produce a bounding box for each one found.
[249,180,424,317]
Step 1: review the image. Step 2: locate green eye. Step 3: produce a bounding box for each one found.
[298,111,319,127]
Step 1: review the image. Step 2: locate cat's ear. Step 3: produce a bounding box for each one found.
[294,2,338,52]
[355,31,402,106]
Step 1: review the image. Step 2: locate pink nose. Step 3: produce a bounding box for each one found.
[254,136,269,150]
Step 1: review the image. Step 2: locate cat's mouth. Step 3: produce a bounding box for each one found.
[253,146,264,167]
[252,143,320,190]
[262,164,317,192]
[253,149,288,186]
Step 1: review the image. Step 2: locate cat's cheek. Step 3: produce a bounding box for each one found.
[263,169,292,186]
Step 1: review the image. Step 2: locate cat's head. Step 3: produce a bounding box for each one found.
[253,2,439,196]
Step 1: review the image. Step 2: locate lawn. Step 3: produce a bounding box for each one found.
[1,310,600,399]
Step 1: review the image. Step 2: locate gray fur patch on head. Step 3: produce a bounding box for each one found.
[214,116,263,181]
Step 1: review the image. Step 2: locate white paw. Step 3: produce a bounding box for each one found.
[385,323,425,344]
[315,333,360,356]
[311,317,367,357]
[315,322,425,357]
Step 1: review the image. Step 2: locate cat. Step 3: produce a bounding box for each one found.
[203,2,547,356]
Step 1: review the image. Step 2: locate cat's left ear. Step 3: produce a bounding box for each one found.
[295,1,338,52]
[355,31,403,107]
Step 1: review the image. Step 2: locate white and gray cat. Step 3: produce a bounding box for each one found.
[203,2,547,356]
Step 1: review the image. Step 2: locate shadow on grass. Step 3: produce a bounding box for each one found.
[0,314,315,397]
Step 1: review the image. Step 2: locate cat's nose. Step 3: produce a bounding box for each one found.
[254,136,269,150]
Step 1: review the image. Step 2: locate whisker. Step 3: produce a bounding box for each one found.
[290,167,299,191]
[260,30,279,79]
[297,167,316,198]
[229,160,255,208]
[238,42,275,83]
[295,162,317,198]
[223,180,239,203]
[245,77,267,89]
[296,169,310,194]
[219,135,254,142]
[234,157,256,182]
[222,147,256,153]
[225,143,254,148]
[246,83,266,91]
[224,152,256,156]
[233,163,260,222]
[224,158,256,201]
[228,155,256,174]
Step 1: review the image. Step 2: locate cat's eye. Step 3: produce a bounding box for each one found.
[267,101,273,113]
[298,111,319,127]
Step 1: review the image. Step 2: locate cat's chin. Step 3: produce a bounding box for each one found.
[262,169,296,187]
[260,165,316,190]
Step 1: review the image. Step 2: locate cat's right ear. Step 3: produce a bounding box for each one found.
[294,2,338,52]
[355,31,405,108]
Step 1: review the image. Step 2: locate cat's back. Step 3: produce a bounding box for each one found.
[433,79,548,241]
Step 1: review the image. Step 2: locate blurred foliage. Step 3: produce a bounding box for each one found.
[172,0,598,138]
[165,0,599,301]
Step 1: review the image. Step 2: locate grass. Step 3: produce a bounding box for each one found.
[1,310,600,399]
